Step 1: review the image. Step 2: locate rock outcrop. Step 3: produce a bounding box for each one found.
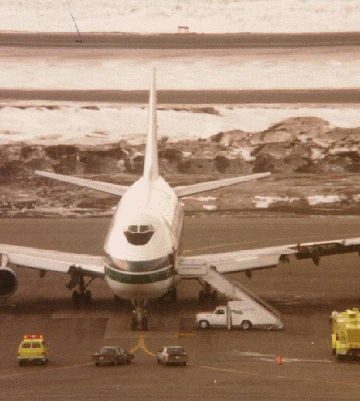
[1,117,359,215]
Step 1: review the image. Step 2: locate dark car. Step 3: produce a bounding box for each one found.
[92,346,134,366]
[157,346,188,366]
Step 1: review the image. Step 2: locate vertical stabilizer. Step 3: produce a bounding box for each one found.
[143,68,159,181]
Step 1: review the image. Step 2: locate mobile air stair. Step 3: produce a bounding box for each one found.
[178,260,283,330]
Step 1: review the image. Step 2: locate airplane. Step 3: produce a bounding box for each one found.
[1,68,360,330]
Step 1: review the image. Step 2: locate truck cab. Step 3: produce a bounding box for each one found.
[196,306,227,329]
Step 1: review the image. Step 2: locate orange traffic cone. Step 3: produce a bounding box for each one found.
[276,355,284,365]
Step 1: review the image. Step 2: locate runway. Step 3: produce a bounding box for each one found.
[1,32,360,48]
[1,88,360,104]
[1,215,360,400]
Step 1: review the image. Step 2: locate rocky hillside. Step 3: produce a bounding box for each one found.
[1,117,360,216]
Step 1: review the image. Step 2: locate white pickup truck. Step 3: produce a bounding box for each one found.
[196,300,282,330]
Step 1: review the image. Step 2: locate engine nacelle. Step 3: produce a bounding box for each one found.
[0,267,18,298]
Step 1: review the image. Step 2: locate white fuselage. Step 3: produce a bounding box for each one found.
[103,175,183,302]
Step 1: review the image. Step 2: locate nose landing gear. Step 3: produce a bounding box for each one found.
[131,300,149,331]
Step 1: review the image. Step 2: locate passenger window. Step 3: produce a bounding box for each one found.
[216,310,225,315]
[32,343,41,348]
[22,343,31,348]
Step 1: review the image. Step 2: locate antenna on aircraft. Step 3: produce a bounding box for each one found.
[65,0,83,43]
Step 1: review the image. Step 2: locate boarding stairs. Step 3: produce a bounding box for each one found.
[178,260,283,329]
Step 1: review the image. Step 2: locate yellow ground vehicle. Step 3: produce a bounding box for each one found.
[331,308,360,360]
[17,335,49,366]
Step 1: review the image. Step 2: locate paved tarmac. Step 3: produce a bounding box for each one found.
[1,88,360,104]
[0,215,360,401]
[1,32,360,48]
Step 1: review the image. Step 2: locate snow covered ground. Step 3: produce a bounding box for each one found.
[0,103,359,145]
[0,0,359,33]
[253,194,360,208]
[0,47,359,90]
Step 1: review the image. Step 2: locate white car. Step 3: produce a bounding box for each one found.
[157,346,188,366]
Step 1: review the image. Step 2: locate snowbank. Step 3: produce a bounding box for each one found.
[1,104,360,145]
[253,196,299,209]
[307,195,347,206]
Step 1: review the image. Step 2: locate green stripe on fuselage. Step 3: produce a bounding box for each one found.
[105,265,175,285]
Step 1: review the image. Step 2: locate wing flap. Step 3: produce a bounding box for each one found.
[35,170,128,196]
[179,237,360,274]
[0,244,105,277]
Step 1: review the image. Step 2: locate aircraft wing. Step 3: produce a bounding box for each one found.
[0,244,105,278]
[35,171,128,197]
[178,237,360,275]
[174,172,270,198]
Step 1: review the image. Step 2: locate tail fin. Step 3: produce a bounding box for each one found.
[143,68,159,181]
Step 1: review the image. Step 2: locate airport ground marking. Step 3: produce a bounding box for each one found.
[0,362,93,381]
[176,331,195,337]
[130,332,194,356]
[130,334,156,357]
[197,364,360,388]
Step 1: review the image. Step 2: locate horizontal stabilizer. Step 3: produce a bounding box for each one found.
[35,171,128,196]
[174,172,270,198]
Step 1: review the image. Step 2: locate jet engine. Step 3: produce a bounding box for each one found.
[0,267,18,298]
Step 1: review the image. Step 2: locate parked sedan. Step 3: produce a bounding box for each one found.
[92,346,134,366]
[157,346,188,366]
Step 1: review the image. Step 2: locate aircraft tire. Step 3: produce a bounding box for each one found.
[85,290,92,304]
[142,317,149,331]
[72,290,79,307]
[171,287,177,303]
[130,317,137,331]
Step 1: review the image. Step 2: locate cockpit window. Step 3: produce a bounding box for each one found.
[139,225,150,233]
[124,224,155,245]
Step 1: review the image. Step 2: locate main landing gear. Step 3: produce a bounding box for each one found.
[66,266,95,307]
[160,287,177,303]
[130,300,149,331]
[198,282,217,305]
